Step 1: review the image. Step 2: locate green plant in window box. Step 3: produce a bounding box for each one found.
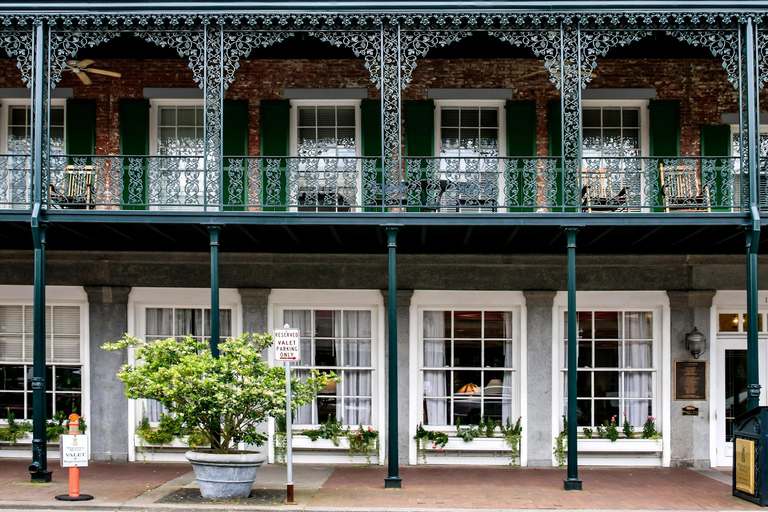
[621,412,635,439]
[302,416,345,446]
[136,412,179,447]
[45,410,87,442]
[0,409,32,445]
[414,422,448,464]
[347,424,379,466]
[554,415,567,468]
[455,418,480,442]
[642,416,661,439]
[500,416,523,466]
[479,417,499,438]
[599,415,619,442]
[582,427,593,439]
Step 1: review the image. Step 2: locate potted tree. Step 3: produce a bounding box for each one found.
[103,332,333,499]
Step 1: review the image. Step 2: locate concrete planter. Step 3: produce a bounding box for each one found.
[185,450,267,499]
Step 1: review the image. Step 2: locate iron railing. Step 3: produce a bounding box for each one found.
[0,153,747,213]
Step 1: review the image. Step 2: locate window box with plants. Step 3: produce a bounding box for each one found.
[0,409,87,449]
[273,416,380,466]
[414,417,522,466]
[554,414,662,467]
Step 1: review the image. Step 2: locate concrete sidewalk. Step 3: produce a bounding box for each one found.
[0,458,759,511]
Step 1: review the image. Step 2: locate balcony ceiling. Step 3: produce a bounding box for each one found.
[0,221,753,255]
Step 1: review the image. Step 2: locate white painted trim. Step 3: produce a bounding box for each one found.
[267,289,385,464]
[0,285,89,454]
[0,99,66,154]
[126,287,243,462]
[551,291,668,467]
[409,290,525,465]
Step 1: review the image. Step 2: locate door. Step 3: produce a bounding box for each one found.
[716,340,748,467]
[716,337,768,467]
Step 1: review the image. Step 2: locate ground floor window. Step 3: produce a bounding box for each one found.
[421,310,515,426]
[141,306,232,422]
[0,304,83,420]
[562,310,656,427]
[286,309,373,426]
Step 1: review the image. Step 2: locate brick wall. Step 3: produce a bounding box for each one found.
[0,54,753,157]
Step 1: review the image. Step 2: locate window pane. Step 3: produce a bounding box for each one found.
[343,311,370,338]
[52,335,80,363]
[55,393,81,416]
[1,365,24,391]
[602,109,621,127]
[315,339,338,367]
[342,369,372,396]
[315,310,340,338]
[582,109,601,128]
[177,108,196,126]
[719,314,740,332]
[316,397,337,423]
[623,109,639,127]
[344,398,371,424]
[10,107,26,126]
[284,310,312,337]
[454,397,480,425]
[594,312,620,339]
[442,109,459,127]
[0,335,22,361]
[594,339,619,367]
[625,399,651,426]
[454,370,481,394]
[423,370,448,397]
[298,107,315,126]
[316,107,335,127]
[624,371,652,398]
[594,399,619,426]
[577,311,592,338]
[336,107,355,126]
[461,109,479,127]
[424,340,449,367]
[625,339,652,368]
[454,311,482,338]
[424,311,450,339]
[577,371,591,397]
[0,391,24,419]
[146,308,173,337]
[480,108,498,127]
[577,399,592,426]
[453,339,481,367]
[484,338,507,367]
[159,108,176,126]
[344,339,370,366]
[0,306,23,334]
[55,366,81,391]
[424,397,448,425]
[52,307,79,335]
[578,338,592,368]
[175,309,202,337]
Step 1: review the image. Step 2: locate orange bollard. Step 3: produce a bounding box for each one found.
[54,413,93,501]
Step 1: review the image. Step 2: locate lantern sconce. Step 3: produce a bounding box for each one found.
[685,327,707,359]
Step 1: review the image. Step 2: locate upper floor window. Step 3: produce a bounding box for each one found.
[2,103,65,155]
[582,104,643,159]
[437,103,502,159]
[156,105,204,156]
[295,104,357,158]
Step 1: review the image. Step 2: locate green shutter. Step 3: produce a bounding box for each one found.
[222,99,249,210]
[119,98,150,209]
[506,99,536,212]
[649,100,680,158]
[701,124,731,210]
[547,99,563,207]
[259,99,290,211]
[404,100,434,210]
[649,100,680,209]
[65,99,95,156]
[360,99,382,210]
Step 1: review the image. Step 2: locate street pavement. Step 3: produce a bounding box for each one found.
[0,458,758,511]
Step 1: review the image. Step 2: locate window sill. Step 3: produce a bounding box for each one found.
[438,437,512,452]
[133,435,192,449]
[565,438,662,453]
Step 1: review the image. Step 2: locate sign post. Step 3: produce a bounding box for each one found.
[274,325,300,505]
[55,414,93,501]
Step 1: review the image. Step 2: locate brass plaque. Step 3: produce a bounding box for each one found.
[674,360,707,401]
[682,406,699,416]
[735,438,756,495]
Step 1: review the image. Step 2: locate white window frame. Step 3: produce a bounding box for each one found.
[268,289,385,463]
[581,99,650,158]
[148,99,205,156]
[0,286,89,451]
[0,99,67,155]
[126,287,242,462]
[289,99,362,209]
[409,290,526,465]
[551,291,670,467]
[434,99,507,159]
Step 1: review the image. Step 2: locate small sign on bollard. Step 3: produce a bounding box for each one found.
[55,414,93,501]
[275,326,300,505]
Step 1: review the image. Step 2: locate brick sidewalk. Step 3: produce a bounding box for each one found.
[310,467,760,510]
[0,458,760,511]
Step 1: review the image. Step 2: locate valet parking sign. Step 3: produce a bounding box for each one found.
[274,328,301,362]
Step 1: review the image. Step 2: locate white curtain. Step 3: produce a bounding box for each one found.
[145,308,173,421]
[423,311,448,425]
[284,310,314,424]
[502,312,514,423]
[624,312,653,426]
[343,311,372,424]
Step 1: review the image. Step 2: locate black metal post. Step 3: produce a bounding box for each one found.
[741,18,762,410]
[384,225,402,489]
[208,225,221,358]
[564,227,582,491]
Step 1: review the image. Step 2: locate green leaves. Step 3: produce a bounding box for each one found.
[103,333,337,454]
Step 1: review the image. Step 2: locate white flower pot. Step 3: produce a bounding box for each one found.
[185,450,267,499]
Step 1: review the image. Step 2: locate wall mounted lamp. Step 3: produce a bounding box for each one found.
[685,327,706,359]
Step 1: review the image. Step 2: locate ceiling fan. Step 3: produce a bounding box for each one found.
[64,59,122,85]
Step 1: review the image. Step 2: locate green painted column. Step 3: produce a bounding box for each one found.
[384,225,402,489]
[208,225,221,358]
[563,227,582,491]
